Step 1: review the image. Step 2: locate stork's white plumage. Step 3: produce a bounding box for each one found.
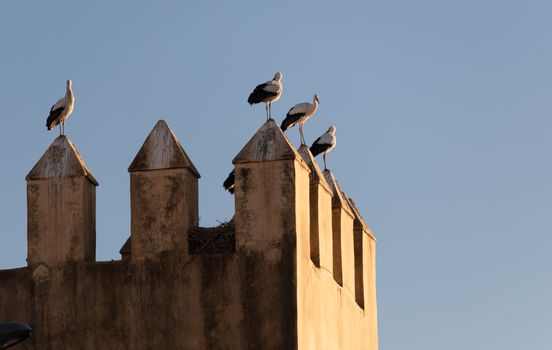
[248,72,283,120]
[310,126,336,170]
[281,94,319,144]
[46,80,75,136]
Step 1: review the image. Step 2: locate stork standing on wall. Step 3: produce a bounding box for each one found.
[281,94,319,145]
[310,126,337,170]
[247,72,283,120]
[223,170,235,194]
[46,80,75,136]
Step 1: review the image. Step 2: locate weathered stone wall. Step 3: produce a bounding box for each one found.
[0,254,282,349]
[0,119,377,349]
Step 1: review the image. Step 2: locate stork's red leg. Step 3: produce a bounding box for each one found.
[323,153,327,170]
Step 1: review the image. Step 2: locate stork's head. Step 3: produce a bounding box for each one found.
[314,94,320,104]
[328,126,336,134]
[274,72,282,81]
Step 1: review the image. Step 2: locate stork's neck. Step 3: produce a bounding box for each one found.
[66,85,74,99]
[313,97,318,109]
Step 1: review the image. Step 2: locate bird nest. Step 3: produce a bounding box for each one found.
[188,219,235,255]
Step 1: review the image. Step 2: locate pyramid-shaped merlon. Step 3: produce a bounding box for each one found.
[26,135,98,185]
[128,119,200,261]
[25,135,97,265]
[128,120,200,177]
[323,169,352,211]
[233,119,302,164]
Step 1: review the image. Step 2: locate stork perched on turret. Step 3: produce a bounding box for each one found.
[310,126,336,170]
[46,80,75,136]
[223,170,235,194]
[281,94,319,145]
[248,72,283,120]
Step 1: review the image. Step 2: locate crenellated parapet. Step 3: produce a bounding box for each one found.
[297,145,333,269]
[0,118,378,349]
[323,169,356,293]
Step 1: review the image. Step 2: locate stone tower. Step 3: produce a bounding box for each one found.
[0,119,378,349]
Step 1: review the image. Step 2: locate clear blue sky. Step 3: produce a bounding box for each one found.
[1,1,551,349]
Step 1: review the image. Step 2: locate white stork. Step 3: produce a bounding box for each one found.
[310,126,336,170]
[281,94,319,144]
[223,170,235,194]
[46,80,75,136]
[248,72,283,120]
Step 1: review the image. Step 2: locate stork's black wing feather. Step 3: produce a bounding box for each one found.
[46,106,65,130]
[310,138,331,157]
[280,112,305,132]
[248,83,277,105]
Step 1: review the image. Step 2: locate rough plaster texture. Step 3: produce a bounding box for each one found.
[0,119,377,349]
[130,168,199,260]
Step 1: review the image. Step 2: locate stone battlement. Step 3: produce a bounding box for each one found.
[0,119,378,349]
